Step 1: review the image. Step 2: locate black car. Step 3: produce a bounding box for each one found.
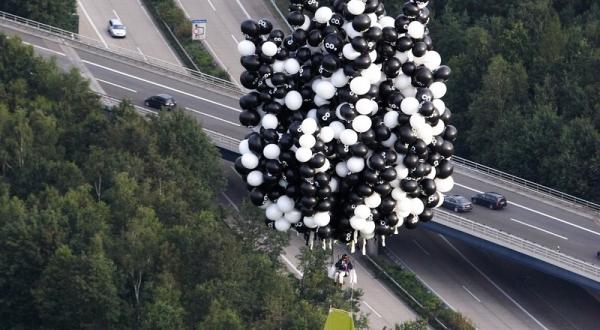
[144,94,176,110]
[471,192,507,210]
[442,195,473,213]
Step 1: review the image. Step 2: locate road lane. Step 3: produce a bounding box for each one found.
[77,0,180,65]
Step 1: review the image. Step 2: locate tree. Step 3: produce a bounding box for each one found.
[142,272,186,330]
[0,0,78,31]
[33,245,120,328]
[198,300,244,330]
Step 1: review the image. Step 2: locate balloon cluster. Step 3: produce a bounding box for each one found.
[235,0,456,248]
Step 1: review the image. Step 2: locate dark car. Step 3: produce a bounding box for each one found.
[144,94,176,110]
[471,192,507,210]
[442,195,473,213]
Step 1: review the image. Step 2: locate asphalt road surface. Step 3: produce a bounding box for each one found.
[2,18,599,330]
[77,0,181,66]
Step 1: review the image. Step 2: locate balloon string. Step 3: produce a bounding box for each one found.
[381,235,386,247]
[361,239,366,255]
[322,240,326,250]
[309,231,314,250]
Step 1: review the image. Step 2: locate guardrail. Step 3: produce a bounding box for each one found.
[434,209,600,282]
[0,10,243,97]
[452,156,600,215]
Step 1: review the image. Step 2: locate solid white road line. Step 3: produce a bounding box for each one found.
[230,166,242,177]
[185,107,240,127]
[81,60,241,112]
[440,234,550,330]
[281,254,304,277]
[112,9,121,20]
[412,239,430,256]
[78,1,108,48]
[462,285,482,303]
[222,192,240,213]
[236,0,252,19]
[231,34,239,44]
[454,182,600,238]
[207,0,217,12]
[510,218,568,240]
[136,47,147,61]
[22,42,66,56]
[175,0,191,18]
[362,301,382,318]
[96,78,137,93]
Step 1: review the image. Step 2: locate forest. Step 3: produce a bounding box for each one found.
[0,34,365,329]
[386,0,600,202]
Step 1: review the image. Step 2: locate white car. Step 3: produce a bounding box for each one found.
[108,19,126,38]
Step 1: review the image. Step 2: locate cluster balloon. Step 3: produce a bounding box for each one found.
[236,0,455,251]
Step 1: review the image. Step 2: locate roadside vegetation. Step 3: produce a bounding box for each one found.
[0,33,363,329]
[0,0,77,32]
[142,0,230,80]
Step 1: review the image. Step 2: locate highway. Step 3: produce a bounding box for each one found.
[174,0,287,84]
[2,7,600,329]
[77,0,181,66]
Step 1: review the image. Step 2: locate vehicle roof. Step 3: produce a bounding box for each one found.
[484,192,505,198]
[156,93,174,99]
[109,18,123,25]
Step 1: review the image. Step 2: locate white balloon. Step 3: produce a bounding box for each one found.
[314,212,331,227]
[429,82,447,99]
[314,95,329,106]
[340,129,358,145]
[315,80,336,99]
[277,196,295,213]
[350,77,371,95]
[317,158,331,172]
[395,164,409,179]
[401,97,420,115]
[335,161,349,177]
[284,58,300,75]
[237,40,256,56]
[342,43,361,60]
[352,115,372,133]
[378,16,395,28]
[431,120,445,136]
[361,220,376,235]
[263,144,281,159]
[274,219,291,231]
[315,6,333,24]
[360,230,375,240]
[391,188,406,201]
[261,41,278,57]
[354,204,371,219]
[329,121,346,138]
[284,209,302,223]
[318,126,335,143]
[266,204,283,220]
[343,22,361,38]
[247,170,264,186]
[241,153,259,169]
[304,216,318,228]
[383,111,399,128]
[300,15,311,30]
[435,176,455,193]
[435,192,445,207]
[260,201,272,209]
[299,134,316,148]
[416,124,434,145]
[350,215,367,231]
[394,51,409,63]
[397,197,412,212]
[295,147,313,163]
[272,60,285,73]
[329,177,339,192]
[424,51,442,70]
[410,114,426,129]
[365,193,382,208]
[307,108,318,121]
[411,198,425,215]
[347,157,365,173]
[356,98,374,115]
[407,21,425,39]
[390,178,400,188]
[432,99,446,115]
[261,113,278,129]
[426,167,437,179]
[401,86,418,98]
[347,0,366,15]
[238,139,250,154]
[285,91,303,110]
[301,118,318,135]
[382,133,397,148]
[331,68,350,87]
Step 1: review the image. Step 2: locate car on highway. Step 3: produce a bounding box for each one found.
[442,195,473,213]
[108,19,127,38]
[471,192,507,210]
[144,94,176,110]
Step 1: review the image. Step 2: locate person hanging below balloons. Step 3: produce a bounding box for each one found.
[334,254,354,287]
